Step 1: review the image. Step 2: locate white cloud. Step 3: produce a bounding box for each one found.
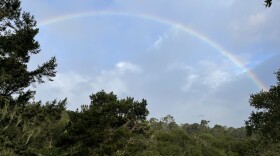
[90,61,142,96]
[50,73,90,92]
[198,60,232,89]
[116,61,142,73]
[182,74,199,91]
[165,63,200,91]
[203,70,231,89]
[165,61,233,91]
[152,33,168,49]
[34,72,92,109]
[34,62,142,109]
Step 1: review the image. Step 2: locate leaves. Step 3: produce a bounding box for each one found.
[57,91,150,155]
[246,70,280,143]
[0,0,57,103]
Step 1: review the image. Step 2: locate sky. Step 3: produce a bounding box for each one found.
[21,0,280,127]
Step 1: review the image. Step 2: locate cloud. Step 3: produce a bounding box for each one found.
[35,62,142,109]
[34,72,92,108]
[225,4,280,51]
[152,33,168,50]
[90,61,142,96]
[182,74,199,91]
[165,63,199,91]
[165,60,234,92]
[203,70,231,89]
[116,62,142,73]
[227,11,268,44]
[198,60,232,89]
[23,0,280,127]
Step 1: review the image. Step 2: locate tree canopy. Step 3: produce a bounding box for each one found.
[57,91,150,155]
[0,0,57,104]
[245,70,280,143]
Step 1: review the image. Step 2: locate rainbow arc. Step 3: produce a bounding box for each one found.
[38,11,267,90]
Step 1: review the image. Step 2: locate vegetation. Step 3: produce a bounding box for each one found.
[0,0,279,155]
[0,0,57,104]
[57,91,150,155]
[245,70,280,147]
[264,0,272,7]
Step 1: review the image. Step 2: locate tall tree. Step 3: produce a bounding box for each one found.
[245,70,280,143]
[0,0,57,104]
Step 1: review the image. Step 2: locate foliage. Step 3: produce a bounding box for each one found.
[149,116,256,156]
[0,1,61,155]
[245,70,280,144]
[0,0,57,104]
[57,91,150,155]
[0,98,68,155]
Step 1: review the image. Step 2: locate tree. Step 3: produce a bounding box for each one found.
[245,70,280,143]
[0,99,68,155]
[0,0,57,104]
[0,1,62,154]
[58,91,150,155]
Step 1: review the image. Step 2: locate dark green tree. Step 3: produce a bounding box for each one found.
[0,1,63,155]
[58,91,149,155]
[0,99,68,155]
[0,0,57,104]
[245,70,280,143]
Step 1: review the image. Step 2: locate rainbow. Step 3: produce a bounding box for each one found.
[38,11,267,90]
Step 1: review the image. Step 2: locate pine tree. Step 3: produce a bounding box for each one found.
[0,0,57,104]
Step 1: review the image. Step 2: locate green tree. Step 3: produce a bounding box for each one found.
[0,0,57,104]
[0,99,68,155]
[58,91,149,155]
[0,1,64,155]
[245,70,280,143]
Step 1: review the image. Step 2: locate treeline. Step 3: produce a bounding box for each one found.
[1,94,280,155]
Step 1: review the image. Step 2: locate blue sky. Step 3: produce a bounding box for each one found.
[22,0,280,127]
